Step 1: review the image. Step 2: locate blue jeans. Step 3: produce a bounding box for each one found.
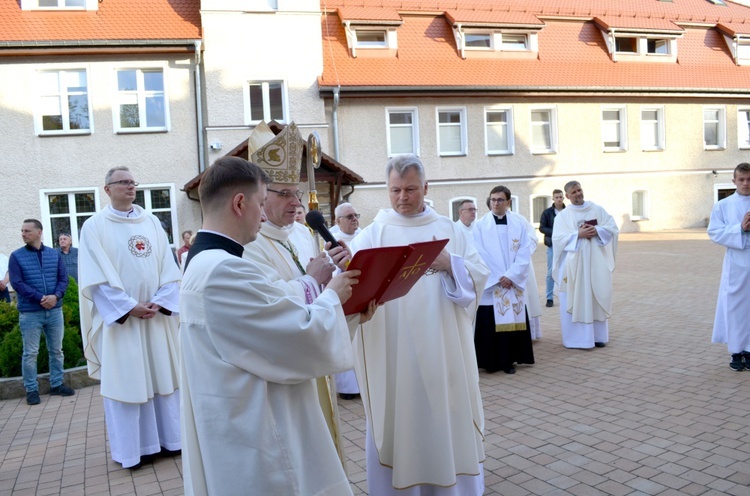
[546,245,554,301]
[19,308,65,392]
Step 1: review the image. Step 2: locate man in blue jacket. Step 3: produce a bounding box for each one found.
[9,219,74,405]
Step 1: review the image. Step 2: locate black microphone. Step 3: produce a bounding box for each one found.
[305,210,340,248]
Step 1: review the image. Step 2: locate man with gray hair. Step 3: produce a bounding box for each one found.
[333,202,361,244]
[552,181,618,349]
[79,166,182,469]
[348,154,490,495]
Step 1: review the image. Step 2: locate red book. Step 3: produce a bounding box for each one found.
[342,238,450,315]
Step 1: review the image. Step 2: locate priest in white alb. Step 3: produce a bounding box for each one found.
[78,166,181,469]
[708,162,750,371]
[241,121,351,467]
[552,180,619,349]
[349,154,490,495]
[180,156,375,495]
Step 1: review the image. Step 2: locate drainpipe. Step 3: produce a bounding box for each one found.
[332,86,341,160]
[194,40,206,172]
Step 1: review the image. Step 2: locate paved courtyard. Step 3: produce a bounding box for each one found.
[1,230,748,495]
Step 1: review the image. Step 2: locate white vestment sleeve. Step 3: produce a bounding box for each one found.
[91,284,137,327]
[564,233,580,252]
[439,253,475,308]
[708,201,746,250]
[151,281,180,315]
[594,226,614,246]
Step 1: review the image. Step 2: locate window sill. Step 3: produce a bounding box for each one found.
[603,148,627,153]
[531,150,557,155]
[38,131,91,137]
[439,152,467,157]
[631,216,649,221]
[703,146,726,151]
[487,151,513,156]
[641,148,664,152]
[116,129,169,135]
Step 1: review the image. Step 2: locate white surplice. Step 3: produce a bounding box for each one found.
[552,201,618,349]
[78,205,181,467]
[180,246,355,496]
[349,207,489,493]
[708,192,750,353]
[243,220,347,471]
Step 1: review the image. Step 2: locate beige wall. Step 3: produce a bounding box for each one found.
[328,97,746,232]
[0,54,202,256]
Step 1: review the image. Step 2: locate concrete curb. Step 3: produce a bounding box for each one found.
[0,366,99,400]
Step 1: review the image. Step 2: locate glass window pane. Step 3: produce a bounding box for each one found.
[39,0,57,6]
[120,103,140,128]
[76,214,91,238]
[532,124,551,149]
[439,126,462,153]
[704,110,719,121]
[502,34,527,49]
[439,111,461,124]
[487,125,508,151]
[39,72,60,94]
[603,110,619,121]
[616,37,637,53]
[42,115,63,130]
[134,191,145,208]
[249,84,264,121]
[648,39,669,54]
[145,96,166,127]
[390,127,414,154]
[75,193,96,213]
[68,95,89,130]
[740,110,750,146]
[48,194,70,215]
[41,95,61,116]
[50,218,72,248]
[642,110,657,121]
[465,34,491,48]
[531,110,550,123]
[268,82,283,121]
[532,197,549,221]
[487,111,507,123]
[143,71,164,92]
[705,123,718,146]
[150,189,171,209]
[632,192,644,217]
[603,123,620,147]
[118,70,137,91]
[357,31,386,45]
[389,112,412,125]
[154,211,173,244]
[67,0,86,6]
[64,70,87,93]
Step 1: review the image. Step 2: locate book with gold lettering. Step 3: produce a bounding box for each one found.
[342,238,449,315]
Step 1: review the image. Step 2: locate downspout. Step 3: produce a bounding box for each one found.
[194,40,206,172]
[332,86,341,160]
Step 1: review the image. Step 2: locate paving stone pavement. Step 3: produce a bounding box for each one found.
[1,230,748,496]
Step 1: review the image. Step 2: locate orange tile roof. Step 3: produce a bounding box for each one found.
[593,16,683,33]
[0,0,201,43]
[319,0,750,92]
[337,7,402,23]
[444,10,543,27]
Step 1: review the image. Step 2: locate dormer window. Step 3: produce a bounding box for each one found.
[465,33,491,49]
[615,37,637,53]
[458,29,537,58]
[343,22,399,58]
[647,39,670,55]
[22,0,98,9]
[607,33,680,62]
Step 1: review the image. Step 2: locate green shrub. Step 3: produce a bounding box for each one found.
[0,325,85,378]
[62,276,80,329]
[0,301,19,339]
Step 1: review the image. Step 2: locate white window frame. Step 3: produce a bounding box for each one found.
[602,106,628,152]
[615,36,638,54]
[424,198,434,208]
[39,187,100,247]
[243,80,288,125]
[113,67,170,133]
[34,66,93,136]
[450,196,478,222]
[22,0,97,10]
[436,107,467,157]
[631,190,650,221]
[386,107,419,157]
[738,108,750,149]
[507,194,520,214]
[134,183,179,247]
[484,106,514,155]
[530,194,551,226]
[530,107,558,154]
[703,106,726,150]
[501,33,528,50]
[640,106,665,151]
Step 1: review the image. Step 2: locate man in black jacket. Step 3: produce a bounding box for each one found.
[538,190,565,307]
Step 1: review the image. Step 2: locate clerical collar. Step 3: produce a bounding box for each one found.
[108,205,136,217]
[184,231,244,271]
[492,213,507,225]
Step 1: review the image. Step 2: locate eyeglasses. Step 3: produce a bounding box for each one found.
[489,198,507,204]
[342,213,361,220]
[267,188,304,201]
[461,208,477,212]
[107,180,139,187]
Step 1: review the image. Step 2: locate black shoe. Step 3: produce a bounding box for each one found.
[50,384,75,396]
[594,342,606,348]
[26,391,40,405]
[743,351,750,368]
[730,354,745,371]
[546,300,554,307]
[339,393,359,400]
[503,367,516,375]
